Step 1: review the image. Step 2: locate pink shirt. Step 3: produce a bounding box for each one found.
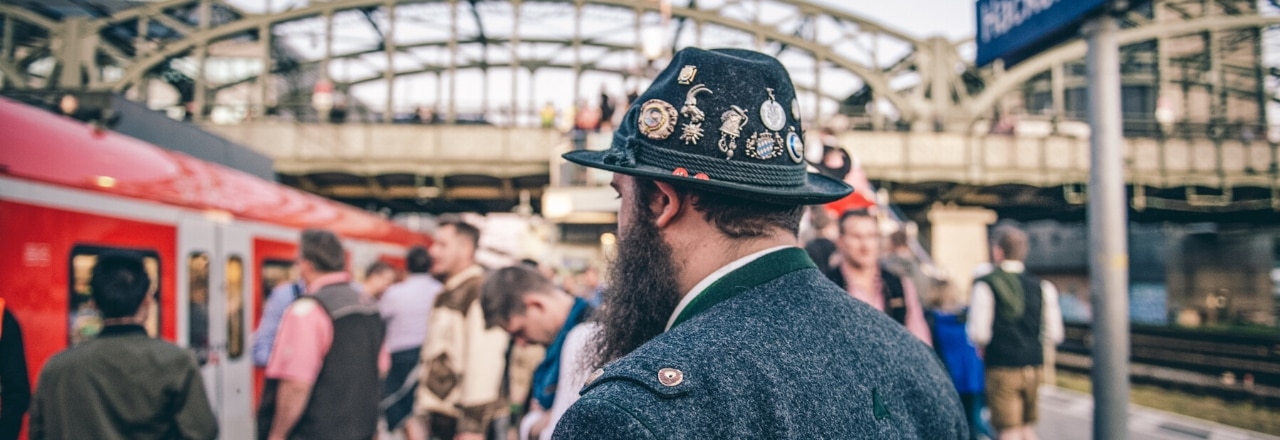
[265,273,389,384]
[841,266,934,347]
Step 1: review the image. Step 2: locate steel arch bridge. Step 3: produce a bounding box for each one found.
[2,0,1276,130]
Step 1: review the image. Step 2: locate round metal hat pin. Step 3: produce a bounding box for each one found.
[639,99,679,140]
[760,88,787,132]
[786,129,804,163]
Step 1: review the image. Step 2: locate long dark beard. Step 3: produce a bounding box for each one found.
[589,199,682,369]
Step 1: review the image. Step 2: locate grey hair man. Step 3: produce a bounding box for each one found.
[258,229,386,440]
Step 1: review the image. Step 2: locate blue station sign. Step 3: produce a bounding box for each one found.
[975,0,1111,67]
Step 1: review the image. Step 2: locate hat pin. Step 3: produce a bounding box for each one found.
[760,88,787,132]
[680,84,712,145]
[718,105,748,159]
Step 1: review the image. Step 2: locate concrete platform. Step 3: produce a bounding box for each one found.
[1037,386,1278,440]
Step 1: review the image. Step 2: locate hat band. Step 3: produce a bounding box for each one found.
[636,144,808,188]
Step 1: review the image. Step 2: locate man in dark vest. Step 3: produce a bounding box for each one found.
[259,229,386,440]
[966,224,1064,440]
[832,209,933,346]
[552,47,965,439]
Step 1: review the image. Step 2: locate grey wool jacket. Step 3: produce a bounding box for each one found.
[552,247,967,439]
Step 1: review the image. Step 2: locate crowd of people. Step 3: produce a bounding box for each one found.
[0,48,1071,440]
[803,210,1065,440]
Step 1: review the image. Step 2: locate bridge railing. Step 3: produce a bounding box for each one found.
[843,131,1279,189]
[203,121,562,177]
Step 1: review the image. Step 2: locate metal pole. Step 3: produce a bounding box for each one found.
[1083,13,1130,440]
[135,17,149,98]
[259,23,271,117]
[193,0,211,122]
[511,0,521,127]
[1051,62,1065,121]
[528,67,536,128]
[572,0,582,106]
[447,0,457,123]
[384,2,396,124]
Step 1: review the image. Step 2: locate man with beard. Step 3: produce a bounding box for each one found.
[552,48,966,439]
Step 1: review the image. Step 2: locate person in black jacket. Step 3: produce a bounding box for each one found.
[0,302,30,440]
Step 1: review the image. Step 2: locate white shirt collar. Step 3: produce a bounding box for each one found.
[998,260,1025,273]
[665,245,792,331]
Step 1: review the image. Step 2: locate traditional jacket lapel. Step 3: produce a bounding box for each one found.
[669,247,815,330]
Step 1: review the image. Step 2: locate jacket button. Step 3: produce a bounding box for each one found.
[657,368,684,387]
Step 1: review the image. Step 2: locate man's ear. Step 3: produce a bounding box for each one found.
[651,181,686,228]
[522,293,546,313]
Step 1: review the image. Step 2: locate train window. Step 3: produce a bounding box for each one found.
[68,246,161,346]
[189,252,210,365]
[260,259,295,304]
[226,255,245,360]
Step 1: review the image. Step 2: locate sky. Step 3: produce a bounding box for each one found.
[817,1,975,41]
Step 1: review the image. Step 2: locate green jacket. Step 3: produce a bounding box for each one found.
[31,325,218,440]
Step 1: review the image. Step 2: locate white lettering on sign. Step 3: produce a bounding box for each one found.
[23,243,51,267]
[980,0,1062,43]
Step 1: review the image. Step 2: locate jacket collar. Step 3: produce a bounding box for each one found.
[668,247,815,330]
[98,324,147,337]
[308,272,352,294]
[443,265,485,291]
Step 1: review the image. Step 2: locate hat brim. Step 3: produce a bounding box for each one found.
[563,149,853,205]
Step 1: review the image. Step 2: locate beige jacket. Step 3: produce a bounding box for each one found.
[415,265,510,433]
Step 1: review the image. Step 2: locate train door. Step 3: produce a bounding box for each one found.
[218,223,254,439]
[178,216,226,422]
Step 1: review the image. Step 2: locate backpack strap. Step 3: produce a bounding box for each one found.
[880,269,907,325]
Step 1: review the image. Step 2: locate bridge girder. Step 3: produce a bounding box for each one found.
[1,0,1277,129]
[1,0,935,123]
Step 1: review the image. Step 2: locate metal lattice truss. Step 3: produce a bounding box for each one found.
[3,0,1280,129]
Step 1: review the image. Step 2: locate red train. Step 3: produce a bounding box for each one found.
[0,96,431,438]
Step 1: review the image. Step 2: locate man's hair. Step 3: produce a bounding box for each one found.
[480,265,556,328]
[992,224,1029,262]
[634,178,802,238]
[439,219,481,251]
[91,251,152,319]
[808,206,833,230]
[406,245,432,274]
[301,229,345,272]
[837,208,877,235]
[889,230,909,248]
[365,260,395,279]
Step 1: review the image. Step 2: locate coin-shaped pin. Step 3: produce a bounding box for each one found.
[760,88,787,132]
[786,130,804,163]
[638,99,679,140]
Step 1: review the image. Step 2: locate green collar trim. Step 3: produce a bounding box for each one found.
[669,247,815,330]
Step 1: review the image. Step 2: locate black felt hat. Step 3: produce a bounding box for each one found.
[563,47,852,205]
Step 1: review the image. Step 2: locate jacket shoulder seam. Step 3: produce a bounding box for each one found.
[579,395,658,438]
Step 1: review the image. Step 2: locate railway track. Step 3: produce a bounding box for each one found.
[1059,323,1280,389]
